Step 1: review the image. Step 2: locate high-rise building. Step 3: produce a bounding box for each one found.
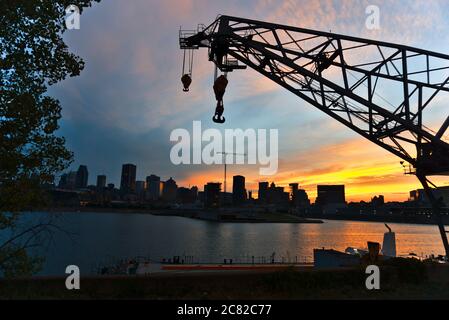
[266,182,289,205]
[162,177,178,202]
[97,175,107,189]
[290,183,310,207]
[177,187,196,203]
[204,182,221,208]
[75,165,88,189]
[120,164,136,193]
[258,182,269,203]
[290,183,299,201]
[232,175,246,205]
[67,171,78,189]
[315,185,345,205]
[146,175,161,200]
[136,180,146,197]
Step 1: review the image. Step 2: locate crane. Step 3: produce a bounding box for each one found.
[179,15,449,258]
[216,151,246,196]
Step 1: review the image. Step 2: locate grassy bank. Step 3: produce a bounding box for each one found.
[1,261,449,299]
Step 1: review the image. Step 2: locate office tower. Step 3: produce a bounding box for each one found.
[266,182,288,205]
[176,187,196,204]
[75,165,88,189]
[289,183,310,207]
[97,175,107,189]
[258,182,269,204]
[289,183,299,201]
[146,174,161,200]
[232,175,246,206]
[162,177,178,202]
[135,180,146,196]
[67,171,78,189]
[315,185,346,205]
[120,163,136,193]
[204,182,221,208]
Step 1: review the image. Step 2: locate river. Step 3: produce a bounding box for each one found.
[5,211,445,276]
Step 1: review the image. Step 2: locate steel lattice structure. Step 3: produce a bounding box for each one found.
[180,15,449,257]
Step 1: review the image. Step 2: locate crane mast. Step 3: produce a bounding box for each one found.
[180,15,449,258]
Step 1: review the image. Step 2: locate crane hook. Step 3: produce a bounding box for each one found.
[212,100,225,123]
[212,74,228,124]
[181,74,192,92]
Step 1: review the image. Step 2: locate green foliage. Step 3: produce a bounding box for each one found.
[0,0,100,277]
[0,246,44,278]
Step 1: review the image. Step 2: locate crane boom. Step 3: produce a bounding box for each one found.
[180,15,449,258]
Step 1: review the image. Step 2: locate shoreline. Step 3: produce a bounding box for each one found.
[32,206,449,226]
[40,207,324,224]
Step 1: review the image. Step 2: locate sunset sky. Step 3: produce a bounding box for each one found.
[52,0,449,202]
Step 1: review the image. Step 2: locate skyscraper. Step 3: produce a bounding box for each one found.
[136,180,146,197]
[204,182,221,208]
[97,175,107,189]
[232,175,246,205]
[75,165,88,189]
[315,185,345,205]
[258,182,269,203]
[67,171,78,189]
[120,164,136,193]
[146,174,161,200]
[290,183,310,207]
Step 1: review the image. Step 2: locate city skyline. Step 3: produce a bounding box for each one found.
[59,161,401,203]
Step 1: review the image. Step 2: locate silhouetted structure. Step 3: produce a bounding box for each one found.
[267,182,289,206]
[258,182,269,204]
[120,164,136,194]
[75,165,88,189]
[162,177,178,202]
[316,185,345,206]
[67,171,77,189]
[204,182,221,208]
[177,187,197,204]
[145,175,161,201]
[136,180,146,198]
[96,175,106,189]
[290,183,310,207]
[232,175,246,206]
[409,187,449,207]
[180,14,449,258]
[371,195,385,207]
[191,186,198,201]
